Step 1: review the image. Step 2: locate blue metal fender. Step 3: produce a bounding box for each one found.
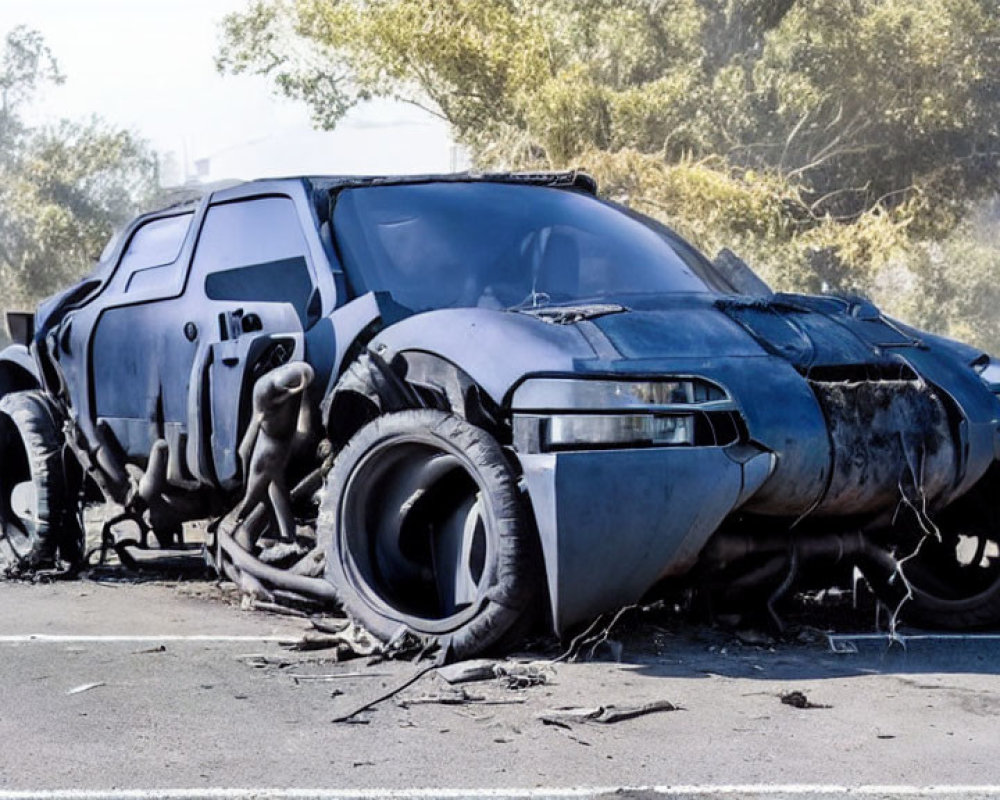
[898,347,1000,503]
[368,308,596,407]
[518,444,773,634]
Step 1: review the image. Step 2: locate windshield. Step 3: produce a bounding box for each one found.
[332,182,716,312]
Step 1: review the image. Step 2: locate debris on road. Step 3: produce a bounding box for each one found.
[249,600,308,618]
[538,700,678,726]
[437,659,552,689]
[437,659,498,684]
[237,653,337,669]
[287,621,382,658]
[67,681,106,695]
[397,690,481,707]
[780,690,831,709]
[397,685,529,708]
[332,664,438,724]
[735,629,775,647]
[133,644,167,654]
[498,662,551,689]
[287,671,389,682]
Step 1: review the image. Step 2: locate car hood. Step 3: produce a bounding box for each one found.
[372,290,981,415]
[522,292,928,370]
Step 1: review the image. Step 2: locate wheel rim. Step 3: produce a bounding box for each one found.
[0,414,36,559]
[902,529,1000,608]
[341,439,493,632]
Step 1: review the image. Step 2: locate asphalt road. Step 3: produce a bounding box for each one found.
[0,575,999,799]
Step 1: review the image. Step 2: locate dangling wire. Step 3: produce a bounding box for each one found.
[883,436,942,643]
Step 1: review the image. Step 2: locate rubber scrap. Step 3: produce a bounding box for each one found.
[780,690,830,709]
[332,664,437,723]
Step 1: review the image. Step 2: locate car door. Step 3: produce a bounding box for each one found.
[85,209,200,472]
[183,194,318,490]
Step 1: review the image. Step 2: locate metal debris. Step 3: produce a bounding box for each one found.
[437,659,551,689]
[537,700,678,726]
[67,681,106,695]
[288,621,382,657]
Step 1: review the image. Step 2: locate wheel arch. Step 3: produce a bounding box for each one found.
[0,345,41,399]
[320,307,592,445]
[321,349,506,450]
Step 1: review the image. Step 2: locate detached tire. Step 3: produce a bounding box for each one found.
[0,391,83,569]
[320,409,540,659]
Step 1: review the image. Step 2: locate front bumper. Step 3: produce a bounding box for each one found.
[518,444,773,634]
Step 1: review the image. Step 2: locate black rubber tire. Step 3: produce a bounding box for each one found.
[862,548,1000,630]
[0,390,83,569]
[320,409,540,660]
[860,469,1000,629]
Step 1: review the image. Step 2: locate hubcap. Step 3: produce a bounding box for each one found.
[10,481,37,526]
[343,441,492,627]
[0,417,36,558]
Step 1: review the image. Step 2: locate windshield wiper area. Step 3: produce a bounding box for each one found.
[512,303,628,325]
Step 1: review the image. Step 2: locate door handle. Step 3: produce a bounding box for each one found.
[218,309,262,340]
[241,312,263,333]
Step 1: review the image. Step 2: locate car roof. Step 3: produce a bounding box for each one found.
[145,170,597,216]
[307,170,597,195]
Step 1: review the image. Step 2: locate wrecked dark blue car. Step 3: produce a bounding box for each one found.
[3,172,1000,657]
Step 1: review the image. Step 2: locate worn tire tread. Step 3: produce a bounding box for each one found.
[321,409,540,659]
[0,390,82,568]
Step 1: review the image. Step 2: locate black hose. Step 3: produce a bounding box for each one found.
[217,527,339,602]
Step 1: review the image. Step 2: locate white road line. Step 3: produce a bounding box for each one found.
[0,634,291,643]
[1,787,1000,799]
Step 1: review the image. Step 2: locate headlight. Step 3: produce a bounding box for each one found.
[528,413,694,450]
[510,377,735,452]
[511,377,730,412]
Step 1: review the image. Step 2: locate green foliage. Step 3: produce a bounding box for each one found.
[0,25,62,131]
[217,0,1000,353]
[0,27,160,320]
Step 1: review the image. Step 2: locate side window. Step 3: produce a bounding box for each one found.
[190,196,316,324]
[119,213,193,294]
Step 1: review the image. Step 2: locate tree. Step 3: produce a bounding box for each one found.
[218,0,1000,207]
[217,0,1000,354]
[0,27,160,320]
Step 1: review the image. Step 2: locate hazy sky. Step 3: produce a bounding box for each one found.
[3,0,458,183]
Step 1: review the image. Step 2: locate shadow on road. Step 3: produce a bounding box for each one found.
[37,545,1000,682]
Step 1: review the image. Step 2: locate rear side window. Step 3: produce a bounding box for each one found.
[190,196,316,324]
[120,213,192,273]
[119,213,193,294]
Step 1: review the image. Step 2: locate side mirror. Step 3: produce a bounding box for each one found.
[712,248,773,297]
[5,311,35,346]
